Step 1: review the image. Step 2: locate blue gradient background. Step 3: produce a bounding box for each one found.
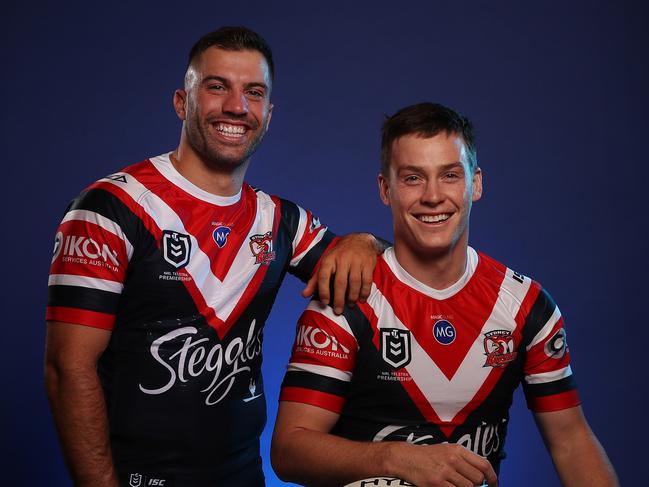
[2,1,647,485]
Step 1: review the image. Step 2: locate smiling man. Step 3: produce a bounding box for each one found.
[44,27,382,487]
[271,102,619,487]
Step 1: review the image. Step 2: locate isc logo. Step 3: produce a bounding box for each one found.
[147,479,166,486]
[433,320,456,345]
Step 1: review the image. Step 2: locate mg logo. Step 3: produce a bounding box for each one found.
[161,230,191,269]
[433,320,456,345]
[381,328,411,369]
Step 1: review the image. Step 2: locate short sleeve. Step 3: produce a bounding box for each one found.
[46,189,134,330]
[279,300,358,414]
[521,286,581,412]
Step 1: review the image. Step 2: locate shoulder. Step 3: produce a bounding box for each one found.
[475,250,546,303]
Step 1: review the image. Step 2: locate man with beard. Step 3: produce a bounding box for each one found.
[45,27,382,487]
[271,102,618,487]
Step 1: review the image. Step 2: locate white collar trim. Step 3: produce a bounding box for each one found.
[149,152,242,206]
[383,246,478,300]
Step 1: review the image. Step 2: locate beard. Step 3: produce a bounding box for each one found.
[184,110,268,170]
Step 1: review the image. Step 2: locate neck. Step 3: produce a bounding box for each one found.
[172,143,248,197]
[393,237,469,290]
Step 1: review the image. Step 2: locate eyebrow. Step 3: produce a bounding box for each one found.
[201,76,269,91]
[397,162,464,173]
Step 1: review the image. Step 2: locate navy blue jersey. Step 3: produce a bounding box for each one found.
[47,153,334,486]
[281,248,579,472]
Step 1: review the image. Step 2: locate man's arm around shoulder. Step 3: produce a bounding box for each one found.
[535,406,619,487]
[45,321,119,487]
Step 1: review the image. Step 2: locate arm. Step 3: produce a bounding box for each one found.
[534,406,618,487]
[44,321,119,487]
[302,233,388,315]
[271,401,497,487]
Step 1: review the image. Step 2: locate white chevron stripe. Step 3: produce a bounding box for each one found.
[287,362,353,382]
[99,170,276,324]
[49,274,123,293]
[61,209,134,259]
[368,274,526,422]
[525,365,572,385]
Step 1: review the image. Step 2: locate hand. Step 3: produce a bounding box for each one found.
[386,443,498,487]
[302,233,380,314]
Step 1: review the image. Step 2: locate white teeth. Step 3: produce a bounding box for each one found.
[418,214,450,223]
[216,123,246,135]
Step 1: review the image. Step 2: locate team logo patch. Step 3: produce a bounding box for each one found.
[249,231,276,265]
[433,320,456,345]
[483,330,517,367]
[212,226,231,248]
[161,231,191,269]
[129,473,143,487]
[544,328,567,359]
[381,328,412,369]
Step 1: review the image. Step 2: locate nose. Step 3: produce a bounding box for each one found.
[222,89,248,117]
[421,180,443,205]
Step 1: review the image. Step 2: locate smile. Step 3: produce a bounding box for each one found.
[214,122,247,137]
[416,213,451,223]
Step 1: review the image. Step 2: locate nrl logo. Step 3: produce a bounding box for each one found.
[483,330,517,368]
[128,473,142,487]
[381,328,412,369]
[161,230,191,269]
[249,231,276,265]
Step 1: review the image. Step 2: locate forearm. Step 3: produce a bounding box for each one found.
[550,429,618,487]
[272,427,401,486]
[45,362,118,487]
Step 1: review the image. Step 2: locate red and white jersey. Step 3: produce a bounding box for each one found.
[280,247,579,471]
[46,152,335,486]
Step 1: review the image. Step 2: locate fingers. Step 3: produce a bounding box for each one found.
[301,274,317,298]
[313,260,335,305]
[461,449,497,487]
[358,258,374,303]
[331,263,350,315]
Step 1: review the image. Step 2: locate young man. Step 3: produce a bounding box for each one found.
[45,27,382,487]
[272,103,619,487]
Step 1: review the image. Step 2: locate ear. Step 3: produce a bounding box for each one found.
[472,167,483,202]
[378,173,391,206]
[265,103,273,131]
[173,89,187,121]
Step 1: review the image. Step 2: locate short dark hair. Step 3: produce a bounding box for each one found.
[188,26,275,82]
[380,102,477,175]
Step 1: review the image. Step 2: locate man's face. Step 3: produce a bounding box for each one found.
[378,132,482,258]
[175,47,273,168]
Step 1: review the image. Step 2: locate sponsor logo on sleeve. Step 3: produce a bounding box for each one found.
[52,232,120,271]
[161,231,191,269]
[381,328,411,369]
[295,325,350,359]
[544,328,567,359]
[483,330,517,367]
[249,231,275,265]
